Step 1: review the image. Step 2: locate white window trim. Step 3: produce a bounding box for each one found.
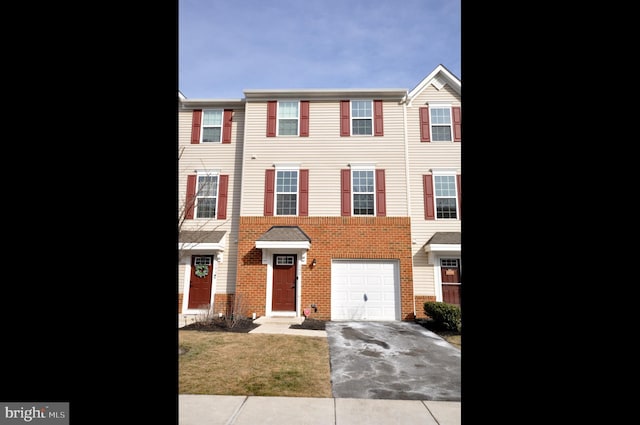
[351,167,376,216]
[431,169,459,220]
[200,109,224,143]
[350,99,373,136]
[427,103,453,142]
[274,164,300,216]
[194,170,220,220]
[276,100,300,137]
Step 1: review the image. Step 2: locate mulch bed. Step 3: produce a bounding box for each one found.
[180,317,328,333]
[289,318,326,330]
[180,318,260,333]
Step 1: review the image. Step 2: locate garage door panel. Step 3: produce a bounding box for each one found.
[331,260,399,321]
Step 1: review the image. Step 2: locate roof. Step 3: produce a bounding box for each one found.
[178,230,227,251]
[257,226,311,242]
[244,88,407,101]
[255,226,312,250]
[179,230,227,244]
[423,232,461,254]
[425,232,461,245]
[406,64,461,105]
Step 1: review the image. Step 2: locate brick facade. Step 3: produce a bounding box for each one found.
[414,295,437,319]
[236,216,415,321]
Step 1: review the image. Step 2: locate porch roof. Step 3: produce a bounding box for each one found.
[256,226,311,249]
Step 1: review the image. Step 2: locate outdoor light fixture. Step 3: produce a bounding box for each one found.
[311,258,317,267]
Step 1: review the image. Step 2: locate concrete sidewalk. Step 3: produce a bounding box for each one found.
[179,394,461,425]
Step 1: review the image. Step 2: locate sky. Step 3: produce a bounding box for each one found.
[178,0,460,99]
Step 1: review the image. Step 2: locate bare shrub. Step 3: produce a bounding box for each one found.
[194,304,215,324]
[225,294,250,329]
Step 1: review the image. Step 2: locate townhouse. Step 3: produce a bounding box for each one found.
[178,64,461,321]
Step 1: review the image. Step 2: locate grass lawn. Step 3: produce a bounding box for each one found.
[179,331,332,397]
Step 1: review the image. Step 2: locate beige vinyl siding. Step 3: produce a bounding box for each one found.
[178,108,245,294]
[407,82,461,296]
[241,100,409,216]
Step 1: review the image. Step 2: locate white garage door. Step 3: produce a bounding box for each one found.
[331,260,400,321]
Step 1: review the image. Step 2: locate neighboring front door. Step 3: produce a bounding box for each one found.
[188,255,213,309]
[441,259,461,306]
[272,255,296,311]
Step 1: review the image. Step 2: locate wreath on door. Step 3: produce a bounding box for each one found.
[194,264,209,278]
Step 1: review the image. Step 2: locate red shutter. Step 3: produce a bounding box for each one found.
[300,101,309,137]
[374,100,384,136]
[456,174,462,219]
[266,101,277,137]
[299,169,309,216]
[264,169,275,216]
[185,175,196,219]
[419,107,430,142]
[423,175,435,220]
[452,106,461,142]
[191,110,202,144]
[340,169,351,216]
[222,109,233,143]
[375,169,386,216]
[217,175,229,219]
[340,100,350,137]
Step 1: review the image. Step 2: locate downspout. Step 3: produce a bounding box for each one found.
[400,91,416,318]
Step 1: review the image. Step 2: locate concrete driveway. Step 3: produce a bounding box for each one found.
[326,321,461,401]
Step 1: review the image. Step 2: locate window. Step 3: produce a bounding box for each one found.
[434,175,457,219]
[278,101,299,136]
[202,110,223,143]
[275,255,295,265]
[352,169,375,215]
[276,169,298,215]
[430,106,453,142]
[351,100,373,135]
[195,174,218,218]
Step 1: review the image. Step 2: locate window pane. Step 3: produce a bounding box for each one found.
[279,102,298,118]
[203,127,221,143]
[432,126,451,141]
[203,110,222,125]
[352,119,372,135]
[436,198,457,219]
[276,170,298,192]
[353,194,374,215]
[198,176,218,196]
[434,176,455,196]
[278,119,298,135]
[196,198,216,218]
[351,101,372,117]
[276,194,297,215]
[352,170,374,192]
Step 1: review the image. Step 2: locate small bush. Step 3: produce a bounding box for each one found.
[423,301,461,332]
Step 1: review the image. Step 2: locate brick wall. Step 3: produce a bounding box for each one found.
[237,216,415,321]
[177,293,183,313]
[414,295,437,319]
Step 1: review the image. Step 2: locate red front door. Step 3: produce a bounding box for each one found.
[441,259,461,306]
[272,255,296,311]
[188,255,213,309]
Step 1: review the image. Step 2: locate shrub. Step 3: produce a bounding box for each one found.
[423,301,461,332]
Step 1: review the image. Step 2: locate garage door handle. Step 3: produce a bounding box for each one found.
[364,293,368,302]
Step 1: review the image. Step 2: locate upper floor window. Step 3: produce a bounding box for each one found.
[202,109,223,143]
[351,100,373,135]
[430,106,453,142]
[196,174,219,218]
[352,169,375,215]
[278,101,299,136]
[434,174,457,219]
[275,169,298,215]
